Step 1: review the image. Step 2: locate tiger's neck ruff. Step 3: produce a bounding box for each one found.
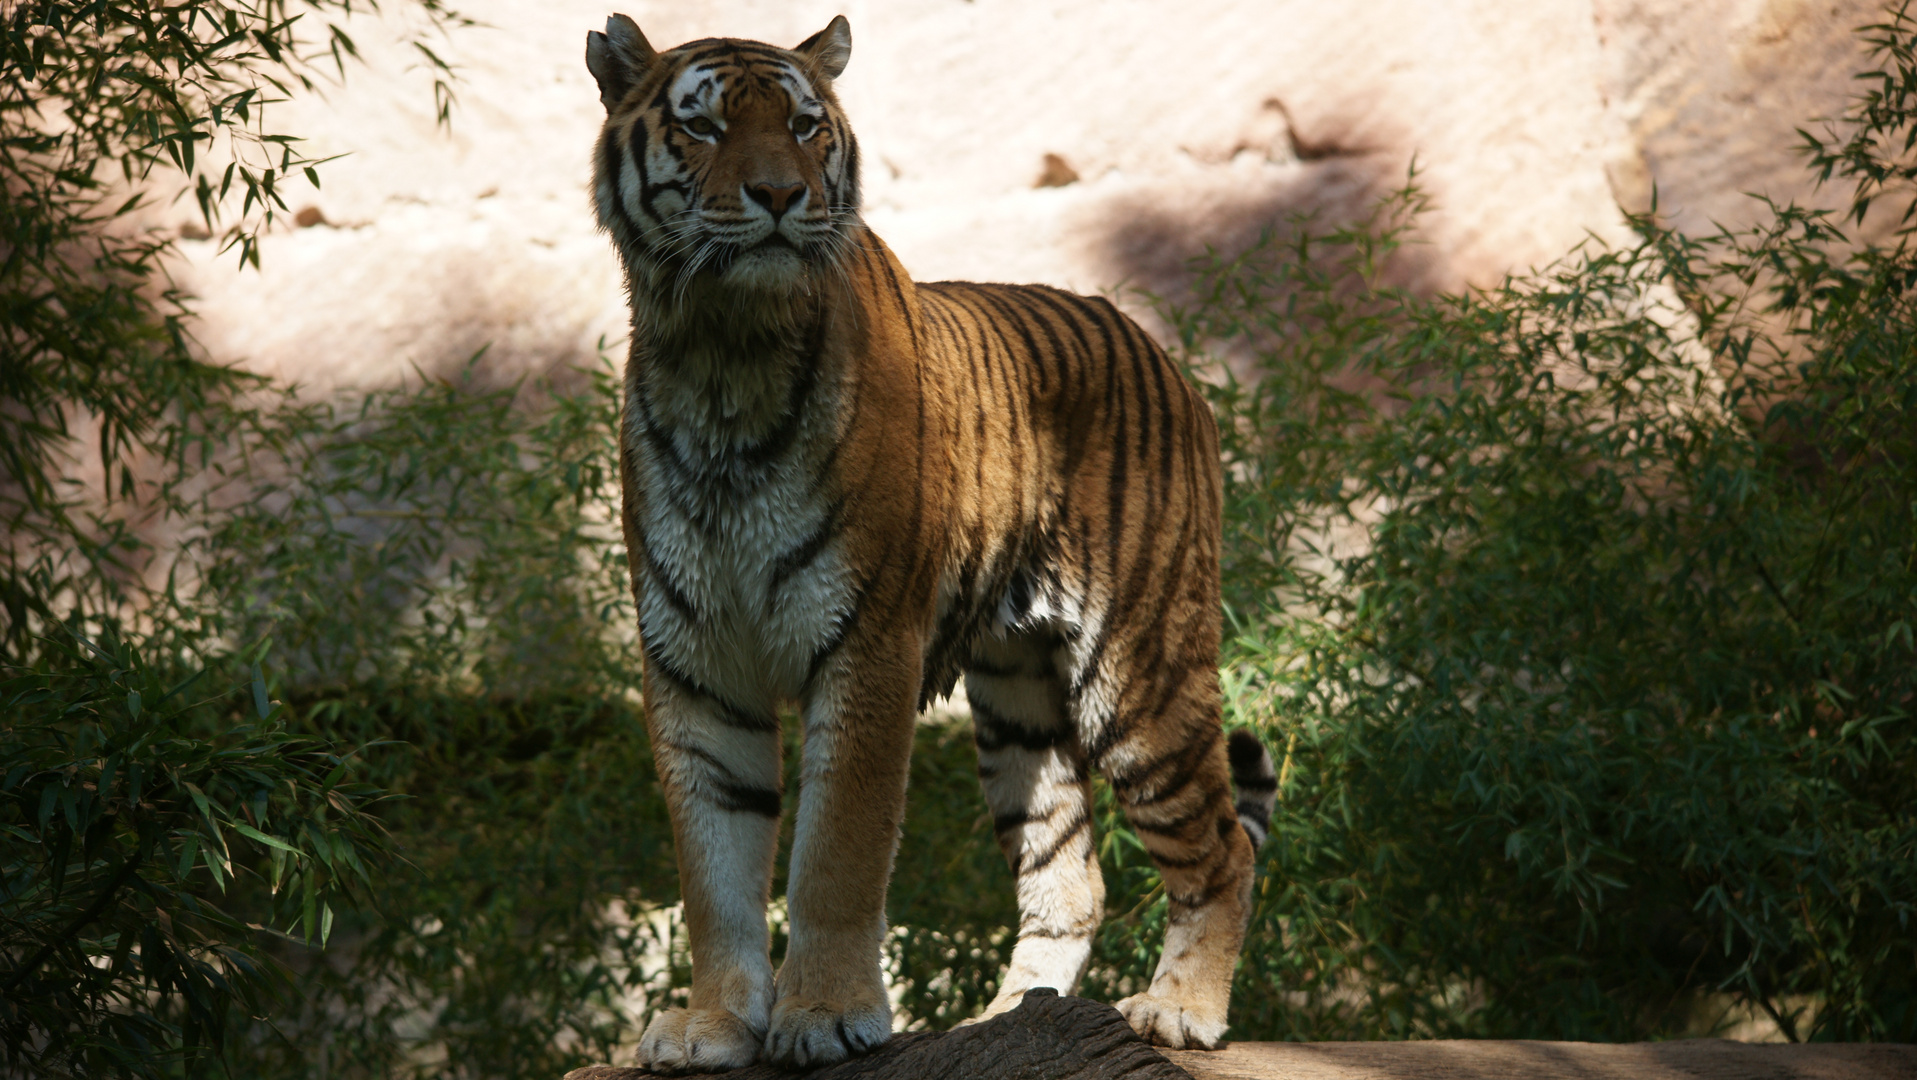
[589,13,1269,1077]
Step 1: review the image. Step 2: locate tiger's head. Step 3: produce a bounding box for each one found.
[588,15,862,303]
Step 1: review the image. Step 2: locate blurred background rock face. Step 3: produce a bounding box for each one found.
[164,0,1876,393]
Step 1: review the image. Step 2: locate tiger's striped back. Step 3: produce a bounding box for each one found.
[907,280,1269,1047]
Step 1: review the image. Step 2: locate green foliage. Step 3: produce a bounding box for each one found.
[180,361,681,1079]
[0,0,462,659]
[174,358,636,693]
[1147,11,1917,1040]
[0,631,387,1078]
[1,3,461,1073]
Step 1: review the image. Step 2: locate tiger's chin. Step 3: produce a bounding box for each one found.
[720,241,810,293]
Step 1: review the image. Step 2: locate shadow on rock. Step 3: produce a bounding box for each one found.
[1092,147,1447,323]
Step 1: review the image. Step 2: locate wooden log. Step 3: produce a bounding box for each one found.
[563,990,1916,1080]
[1166,1038,1917,1080]
[562,988,1193,1080]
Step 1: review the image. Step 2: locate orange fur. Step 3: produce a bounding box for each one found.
[587,14,1275,1070]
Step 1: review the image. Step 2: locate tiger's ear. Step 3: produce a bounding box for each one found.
[587,14,656,111]
[794,15,851,81]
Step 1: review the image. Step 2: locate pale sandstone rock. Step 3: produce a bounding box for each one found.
[160,0,1881,391]
[1593,0,1877,233]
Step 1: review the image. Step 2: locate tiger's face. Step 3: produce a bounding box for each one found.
[588,15,861,297]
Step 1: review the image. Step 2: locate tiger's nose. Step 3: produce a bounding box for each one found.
[747,181,806,219]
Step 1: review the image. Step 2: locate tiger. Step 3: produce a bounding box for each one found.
[585,13,1279,1073]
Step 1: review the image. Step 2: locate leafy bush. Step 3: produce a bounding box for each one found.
[1,3,459,1073]
[0,0,459,660]
[1144,13,1917,1040]
[0,632,387,1078]
[169,360,680,1079]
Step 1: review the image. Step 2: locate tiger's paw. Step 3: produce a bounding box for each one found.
[761,992,891,1068]
[1116,992,1227,1050]
[637,1007,761,1074]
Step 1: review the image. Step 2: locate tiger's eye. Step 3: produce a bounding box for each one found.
[791,114,819,138]
[686,116,717,137]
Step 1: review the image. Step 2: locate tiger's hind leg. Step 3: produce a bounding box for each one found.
[1097,692,1254,1049]
[963,623,1105,1024]
[1075,586,1260,1049]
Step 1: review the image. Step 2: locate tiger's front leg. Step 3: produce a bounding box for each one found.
[761,634,918,1068]
[637,671,783,1074]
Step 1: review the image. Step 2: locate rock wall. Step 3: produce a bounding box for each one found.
[163,0,1882,391]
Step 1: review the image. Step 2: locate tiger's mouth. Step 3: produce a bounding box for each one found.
[716,227,836,264]
[683,227,806,262]
[712,231,813,292]
[655,216,843,296]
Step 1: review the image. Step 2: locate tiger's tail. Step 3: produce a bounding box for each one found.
[1226,729,1278,850]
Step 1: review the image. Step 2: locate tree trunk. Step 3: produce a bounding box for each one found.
[565,991,1917,1080]
[1166,1038,1917,1080]
[563,989,1192,1080]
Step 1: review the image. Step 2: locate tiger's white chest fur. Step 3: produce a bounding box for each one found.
[627,359,853,715]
